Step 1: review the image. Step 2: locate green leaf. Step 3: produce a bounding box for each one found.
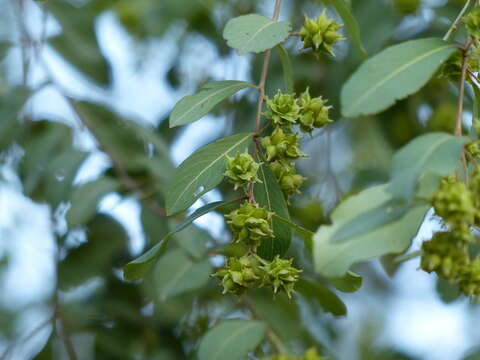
[198,320,267,360]
[223,14,291,54]
[169,81,254,127]
[324,0,367,57]
[124,201,230,281]
[253,164,292,260]
[296,278,347,316]
[153,248,212,300]
[165,133,253,215]
[341,38,456,117]
[330,272,363,293]
[0,41,10,61]
[389,132,467,200]
[66,177,119,228]
[276,45,294,93]
[314,184,429,278]
[273,214,313,251]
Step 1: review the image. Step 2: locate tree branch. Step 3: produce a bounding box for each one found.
[443,0,474,42]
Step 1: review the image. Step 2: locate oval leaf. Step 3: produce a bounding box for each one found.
[253,164,292,260]
[198,320,267,360]
[389,132,467,200]
[341,38,456,117]
[166,133,253,215]
[276,45,294,93]
[314,184,429,278]
[153,248,212,300]
[296,278,347,316]
[223,14,291,54]
[169,81,255,127]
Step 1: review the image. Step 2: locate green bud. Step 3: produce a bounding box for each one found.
[466,141,480,159]
[299,10,345,56]
[212,255,262,295]
[458,259,480,298]
[224,150,261,190]
[271,160,307,198]
[438,49,480,82]
[265,90,301,129]
[298,88,332,133]
[464,7,480,39]
[261,127,307,162]
[432,176,477,227]
[260,255,302,298]
[421,231,469,280]
[225,202,274,250]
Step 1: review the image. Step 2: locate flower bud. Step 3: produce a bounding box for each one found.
[298,88,332,133]
[299,10,345,56]
[224,150,261,190]
[261,127,307,162]
[225,202,274,250]
[260,256,302,298]
[264,90,301,129]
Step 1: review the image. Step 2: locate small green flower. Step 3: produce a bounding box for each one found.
[265,90,300,128]
[260,255,302,298]
[271,160,307,197]
[299,10,345,56]
[212,255,261,295]
[225,202,274,250]
[298,88,332,133]
[458,259,480,299]
[261,127,307,162]
[432,176,477,227]
[224,150,261,190]
[464,7,480,39]
[421,231,469,280]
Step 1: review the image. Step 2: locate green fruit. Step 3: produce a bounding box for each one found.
[261,127,307,162]
[224,150,261,190]
[259,255,302,298]
[265,90,301,129]
[299,10,345,56]
[298,88,332,133]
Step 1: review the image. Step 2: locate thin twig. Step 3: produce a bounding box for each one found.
[394,250,422,264]
[456,39,472,183]
[443,0,474,41]
[254,0,283,133]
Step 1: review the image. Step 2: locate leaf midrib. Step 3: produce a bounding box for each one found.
[239,18,278,53]
[169,134,252,213]
[172,82,248,126]
[348,44,453,115]
[210,323,259,360]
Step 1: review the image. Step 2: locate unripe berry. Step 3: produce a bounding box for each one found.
[299,10,345,56]
[260,255,302,298]
[270,160,307,198]
[224,150,261,190]
[261,127,307,162]
[298,88,332,133]
[225,202,274,250]
[265,90,301,129]
[212,255,262,295]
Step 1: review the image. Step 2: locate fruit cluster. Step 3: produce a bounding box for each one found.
[299,10,344,56]
[421,171,480,299]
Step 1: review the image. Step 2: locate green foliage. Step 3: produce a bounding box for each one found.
[341,38,456,117]
[314,185,429,278]
[169,81,255,127]
[165,133,253,215]
[223,14,291,54]
[198,320,267,360]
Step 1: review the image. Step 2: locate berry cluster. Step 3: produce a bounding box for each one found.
[267,348,326,360]
[263,88,332,199]
[421,172,480,300]
[212,12,337,299]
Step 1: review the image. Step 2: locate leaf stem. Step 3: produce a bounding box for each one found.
[254,0,283,133]
[242,296,288,355]
[443,0,474,42]
[394,250,422,264]
[456,38,472,183]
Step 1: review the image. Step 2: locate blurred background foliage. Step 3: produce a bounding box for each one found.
[2,0,480,359]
